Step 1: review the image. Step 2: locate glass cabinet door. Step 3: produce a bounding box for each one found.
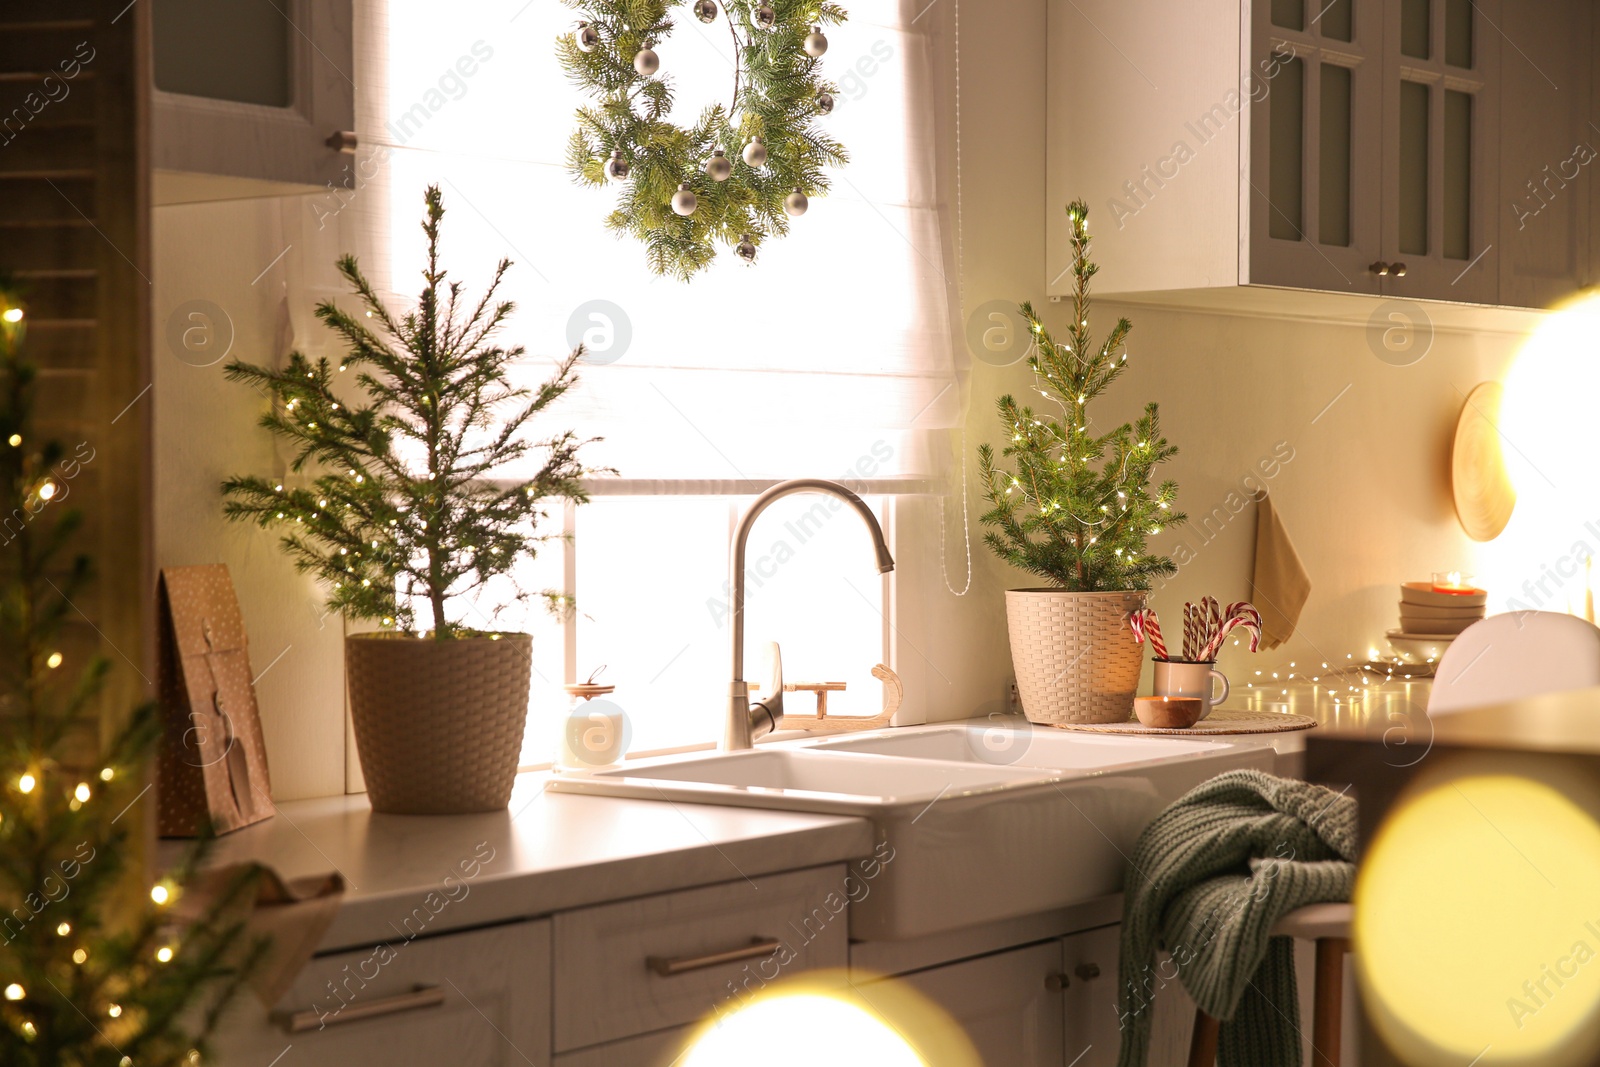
[1496,0,1588,308]
[150,0,356,202]
[1248,0,1385,292]
[1379,0,1499,301]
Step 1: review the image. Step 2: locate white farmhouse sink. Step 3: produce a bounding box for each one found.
[560,748,1049,813]
[548,722,1275,940]
[806,722,1228,770]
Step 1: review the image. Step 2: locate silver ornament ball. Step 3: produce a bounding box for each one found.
[736,234,757,262]
[671,183,698,217]
[754,5,775,28]
[605,150,630,182]
[575,22,600,51]
[705,149,732,182]
[633,46,660,76]
[742,137,767,167]
[804,26,829,56]
[784,187,809,216]
[693,0,718,22]
[816,91,835,114]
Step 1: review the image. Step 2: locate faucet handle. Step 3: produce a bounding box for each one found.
[750,641,784,738]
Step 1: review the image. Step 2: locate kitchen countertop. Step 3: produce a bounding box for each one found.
[1229,666,1431,729]
[167,773,875,954]
[171,710,1330,954]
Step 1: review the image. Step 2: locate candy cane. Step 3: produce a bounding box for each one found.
[1182,603,1198,661]
[1203,607,1262,660]
[1130,609,1169,661]
[1233,603,1263,648]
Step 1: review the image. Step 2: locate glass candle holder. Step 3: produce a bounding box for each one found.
[1431,571,1485,595]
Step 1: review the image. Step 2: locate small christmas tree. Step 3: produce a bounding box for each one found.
[0,284,263,1065]
[977,200,1186,591]
[222,186,600,638]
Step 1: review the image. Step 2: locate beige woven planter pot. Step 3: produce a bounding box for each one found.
[345,632,531,814]
[1005,589,1147,725]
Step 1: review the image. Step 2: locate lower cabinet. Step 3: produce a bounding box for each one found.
[1061,925,1123,1066]
[209,864,851,1067]
[208,873,1209,1067]
[879,924,1198,1067]
[550,1025,697,1066]
[1060,925,1202,1067]
[211,919,551,1066]
[894,941,1066,1066]
[551,864,849,1054]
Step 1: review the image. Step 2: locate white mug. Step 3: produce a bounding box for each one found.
[1151,660,1230,721]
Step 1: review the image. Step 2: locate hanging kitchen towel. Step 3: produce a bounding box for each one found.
[175,864,346,1005]
[157,565,275,836]
[1115,770,1357,1067]
[1249,493,1312,649]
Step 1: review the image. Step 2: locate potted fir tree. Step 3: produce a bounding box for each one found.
[223,187,598,813]
[978,200,1187,725]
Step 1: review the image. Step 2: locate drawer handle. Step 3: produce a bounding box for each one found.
[274,984,446,1033]
[647,937,782,977]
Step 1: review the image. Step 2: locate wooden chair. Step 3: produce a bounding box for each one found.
[1187,611,1600,1066]
[1186,904,1350,1067]
[1426,610,1600,715]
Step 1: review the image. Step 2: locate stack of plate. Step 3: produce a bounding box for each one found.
[1387,582,1487,662]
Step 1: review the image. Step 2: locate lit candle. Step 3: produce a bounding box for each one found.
[1430,571,1486,595]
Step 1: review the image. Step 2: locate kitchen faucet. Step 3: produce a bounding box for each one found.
[724,479,895,751]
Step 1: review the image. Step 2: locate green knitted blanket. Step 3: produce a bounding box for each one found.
[1115,769,1357,1067]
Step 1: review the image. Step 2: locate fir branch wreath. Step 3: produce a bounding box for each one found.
[558,0,848,280]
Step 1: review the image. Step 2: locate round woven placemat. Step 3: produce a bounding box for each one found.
[1044,708,1317,736]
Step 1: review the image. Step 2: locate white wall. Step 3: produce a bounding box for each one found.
[153,195,374,800]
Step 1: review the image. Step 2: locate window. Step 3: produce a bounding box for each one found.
[517,488,894,763]
[377,0,957,760]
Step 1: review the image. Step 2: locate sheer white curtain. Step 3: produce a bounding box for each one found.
[377,0,960,481]
[360,0,959,759]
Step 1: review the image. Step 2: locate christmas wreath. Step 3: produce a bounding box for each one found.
[558,0,848,280]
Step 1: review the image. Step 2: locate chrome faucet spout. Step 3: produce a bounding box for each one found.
[724,479,895,751]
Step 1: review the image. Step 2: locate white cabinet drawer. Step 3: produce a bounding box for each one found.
[212,919,551,1067]
[553,864,849,1051]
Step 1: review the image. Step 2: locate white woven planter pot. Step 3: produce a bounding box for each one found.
[1005,589,1147,725]
[346,632,531,814]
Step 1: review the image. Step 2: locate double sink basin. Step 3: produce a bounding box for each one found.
[548,721,1274,940]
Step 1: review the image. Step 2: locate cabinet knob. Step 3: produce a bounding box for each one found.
[1045,972,1070,991]
[1368,261,1390,276]
[1390,261,1407,278]
[326,130,359,153]
[1074,963,1102,981]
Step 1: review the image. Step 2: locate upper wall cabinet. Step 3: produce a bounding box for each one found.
[1047,0,1589,310]
[1501,0,1593,308]
[150,0,355,205]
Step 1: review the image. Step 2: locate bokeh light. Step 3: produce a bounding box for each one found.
[1356,761,1600,1066]
[678,974,978,1067]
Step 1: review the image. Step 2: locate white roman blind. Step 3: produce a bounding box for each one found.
[376,0,960,481]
